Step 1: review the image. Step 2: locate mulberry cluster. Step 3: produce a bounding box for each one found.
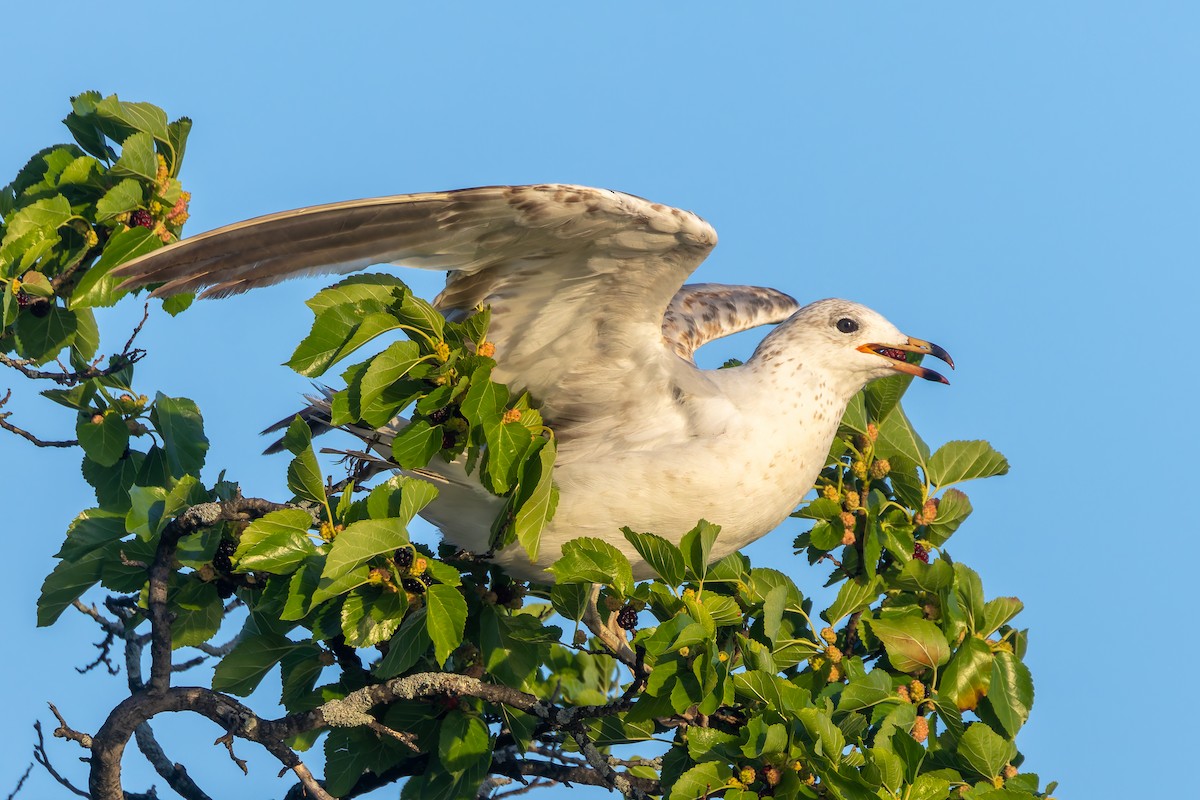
[913,542,930,563]
[393,547,414,570]
[616,604,639,630]
[129,209,154,229]
[212,538,237,574]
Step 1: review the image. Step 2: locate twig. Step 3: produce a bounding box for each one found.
[49,703,93,749]
[0,390,77,447]
[32,721,89,798]
[5,763,32,800]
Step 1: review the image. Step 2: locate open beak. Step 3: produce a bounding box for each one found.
[857,337,954,384]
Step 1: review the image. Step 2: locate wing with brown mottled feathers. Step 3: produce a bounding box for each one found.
[662,284,799,362]
[111,184,721,443]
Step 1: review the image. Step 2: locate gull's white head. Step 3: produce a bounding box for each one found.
[750,298,953,395]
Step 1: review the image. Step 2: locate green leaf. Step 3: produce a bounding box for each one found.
[170,579,222,648]
[869,616,950,673]
[233,509,316,575]
[939,636,994,711]
[797,707,846,761]
[341,586,408,647]
[461,366,506,427]
[13,305,77,364]
[80,452,142,511]
[927,440,1009,487]
[924,488,972,547]
[390,420,443,469]
[95,95,171,144]
[511,437,558,563]
[669,762,733,800]
[982,597,1024,637]
[2,195,72,243]
[305,273,406,314]
[957,722,1016,781]
[71,226,161,309]
[286,306,402,377]
[550,581,590,623]
[623,528,685,586]
[548,537,634,596]
[315,518,411,605]
[837,668,896,714]
[111,131,157,181]
[55,510,127,561]
[894,557,955,593]
[982,652,1034,737]
[287,447,326,505]
[864,374,912,422]
[823,575,882,624]
[374,607,432,677]
[874,404,930,466]
[37,542,113,625]
[211,632,297,696]
[75,412,129,467]
[150,393,207,478]
[679,520,721,581]
[360,339,426,409]
[439,711,491,773]
[425,584,468,666]
[482,417,532,493]
[94,178,144,220]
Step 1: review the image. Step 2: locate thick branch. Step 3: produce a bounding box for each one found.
[146,497,291,692]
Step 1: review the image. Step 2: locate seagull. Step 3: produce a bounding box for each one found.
[113,184,952,583]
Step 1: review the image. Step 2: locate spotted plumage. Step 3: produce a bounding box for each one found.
[113,184,951,581]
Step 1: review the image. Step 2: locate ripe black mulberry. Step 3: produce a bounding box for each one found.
[616,604,639,630]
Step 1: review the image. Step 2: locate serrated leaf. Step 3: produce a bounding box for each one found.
[94,178,144,220]
[837,668,896,714]
[305,273,406,315]
[233,509,316,575]
[928,440,1009,487]
[150,393,207,478]
[874,404,930,466]
[823,575,882,624]
[37,542,113,626]
[71,226,161,309]
[511,436,557,563]
[390,420,443,469]
[869,616,950,673]
[939,636,993,711]
[425,585,468,666]
[13,305,77,364]
[287,307,402,377]
[211,632,297,696]
[623,528,685,586]
[957,722,1016,781]
[170,579,222,648]
[982,597,1024,637]
[287,447,326,505]
[925,488,972,547]
[75,412,129,467]
[110,131,157,181]
[375,607,432,678]
[360,339,426,409]
[680,520,721,581]
[669,762,733,800]
[341,586,407,648]
[315,519,411,605]
[438,711,491,773]
[983,652,1034,737]
[550,581,590,623]
[864,374,913,422]
[548,537,634,596]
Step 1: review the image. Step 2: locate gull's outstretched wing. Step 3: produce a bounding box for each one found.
[662,284,800,363]
[113,184,721,446]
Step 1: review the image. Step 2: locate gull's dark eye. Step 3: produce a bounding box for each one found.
[836,317,859,334]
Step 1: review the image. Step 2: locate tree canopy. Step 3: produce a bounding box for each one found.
[2,95,1052,800]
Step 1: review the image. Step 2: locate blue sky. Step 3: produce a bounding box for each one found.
[3,3,1195,797]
